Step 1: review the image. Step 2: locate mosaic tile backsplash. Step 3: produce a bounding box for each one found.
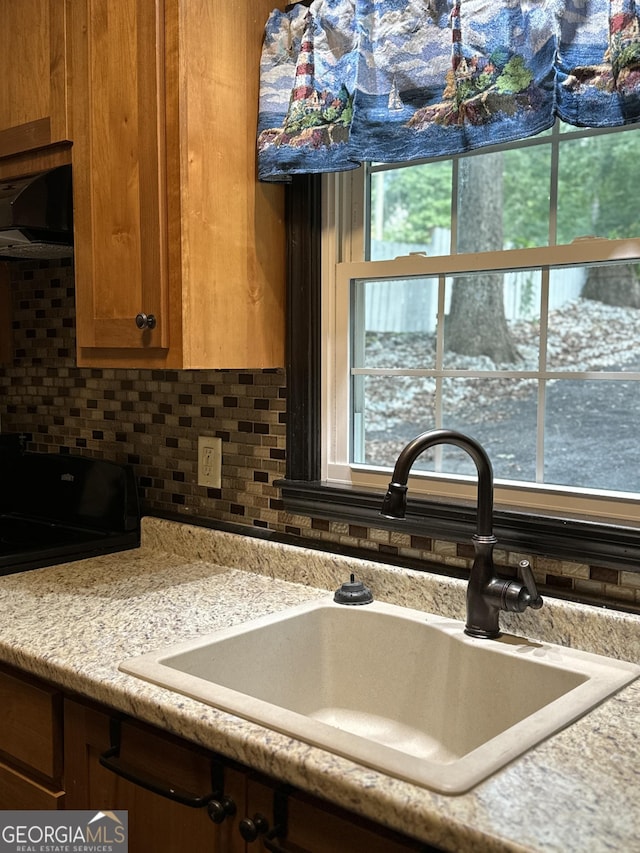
[2,260,639,610]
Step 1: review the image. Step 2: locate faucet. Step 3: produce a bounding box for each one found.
[380,428,542,638]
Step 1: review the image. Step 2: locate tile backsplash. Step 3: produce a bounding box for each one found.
[2,260,639,610]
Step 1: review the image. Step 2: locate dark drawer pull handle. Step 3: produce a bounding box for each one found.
[99,717,235,820]
[100,746,212,807]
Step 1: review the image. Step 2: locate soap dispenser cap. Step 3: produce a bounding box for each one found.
[334,574,374,605]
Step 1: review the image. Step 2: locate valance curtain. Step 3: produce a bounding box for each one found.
[257,0,640,181]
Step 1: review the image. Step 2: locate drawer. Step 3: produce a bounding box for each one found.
[0,759,64,810]
[0,666,63,782]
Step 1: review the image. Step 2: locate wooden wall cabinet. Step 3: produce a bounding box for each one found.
[0,0,70,158]
[70,0,286,369]
[0,665,64,809]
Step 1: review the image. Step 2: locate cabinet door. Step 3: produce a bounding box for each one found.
[71,0,286,370]
[0,666,63,784]
[0,0,70,157]
[64,700,245,853]
[0,665,64,810]
[70,0,170,354]
[174,0,286,370]
[245,777,433,853]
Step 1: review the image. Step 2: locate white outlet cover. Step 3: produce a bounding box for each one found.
[197,435,222,488]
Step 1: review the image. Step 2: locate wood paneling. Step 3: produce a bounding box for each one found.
[0,0,70,157]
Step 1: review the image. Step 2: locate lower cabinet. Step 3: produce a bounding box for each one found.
[0,665,64,809]
[64,699,432,853]
[0,662,439,852]
[243,776,432,853]
[0,762,64,810]
[64,700,245,853]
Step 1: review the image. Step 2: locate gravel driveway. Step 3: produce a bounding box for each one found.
[362,299,640,493]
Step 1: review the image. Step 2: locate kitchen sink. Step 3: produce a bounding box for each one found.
[120,596,639,794]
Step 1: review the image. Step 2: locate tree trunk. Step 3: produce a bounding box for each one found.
[447,153,520,363]
[582,262,640,308]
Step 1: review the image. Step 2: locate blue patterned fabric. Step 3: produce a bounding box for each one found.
[257,0,640,181]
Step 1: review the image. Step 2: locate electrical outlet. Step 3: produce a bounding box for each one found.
[197,435,222,488]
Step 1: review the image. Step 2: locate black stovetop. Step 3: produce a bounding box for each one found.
[0,447,140,575]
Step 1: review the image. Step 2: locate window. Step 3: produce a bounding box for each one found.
[322,122,640,524]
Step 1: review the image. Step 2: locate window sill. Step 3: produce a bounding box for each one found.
[278,479,640,572]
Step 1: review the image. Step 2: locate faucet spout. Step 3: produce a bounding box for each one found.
[380,429,542,639]
[381,429,493,536]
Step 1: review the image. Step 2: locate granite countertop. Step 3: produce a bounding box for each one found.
[0,516,639,852]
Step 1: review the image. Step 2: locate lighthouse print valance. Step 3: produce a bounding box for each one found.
[257,0,640,181]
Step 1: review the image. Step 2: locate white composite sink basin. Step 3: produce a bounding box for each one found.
[120,596,639,794]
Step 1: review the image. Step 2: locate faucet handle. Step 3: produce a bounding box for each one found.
[518,559,543,610]
[501,560,543,613]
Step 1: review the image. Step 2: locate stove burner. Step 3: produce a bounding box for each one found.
[0,451,140,576]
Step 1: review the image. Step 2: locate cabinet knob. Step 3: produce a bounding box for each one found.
[207,795,237,824]
[239,813,269,842]
[135,312,157,330]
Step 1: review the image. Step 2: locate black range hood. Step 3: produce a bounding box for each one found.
[0,165,73,260]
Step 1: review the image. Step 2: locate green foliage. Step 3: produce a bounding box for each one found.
[371,161,452,244]
[322,104,342,123]
[495,55,533,95]
[369,124,640,250]
[454,79,476,104]
[614,41,640,74]
[502,146,551,247]
[476,71,493,91]
[285,85,353,133]
[338,101,353,126]
[285,107,324,134]
[557,131,640,241]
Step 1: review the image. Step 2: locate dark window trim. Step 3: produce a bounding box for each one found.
[286,175,322,481]
[278,480,640,571]
[283,175,640,573]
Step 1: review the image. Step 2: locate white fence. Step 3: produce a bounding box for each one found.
[366,232,586,333]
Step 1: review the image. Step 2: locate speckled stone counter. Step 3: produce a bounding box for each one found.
[0,516,639,853]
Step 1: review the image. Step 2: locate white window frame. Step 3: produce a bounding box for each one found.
[321,145,640,524]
